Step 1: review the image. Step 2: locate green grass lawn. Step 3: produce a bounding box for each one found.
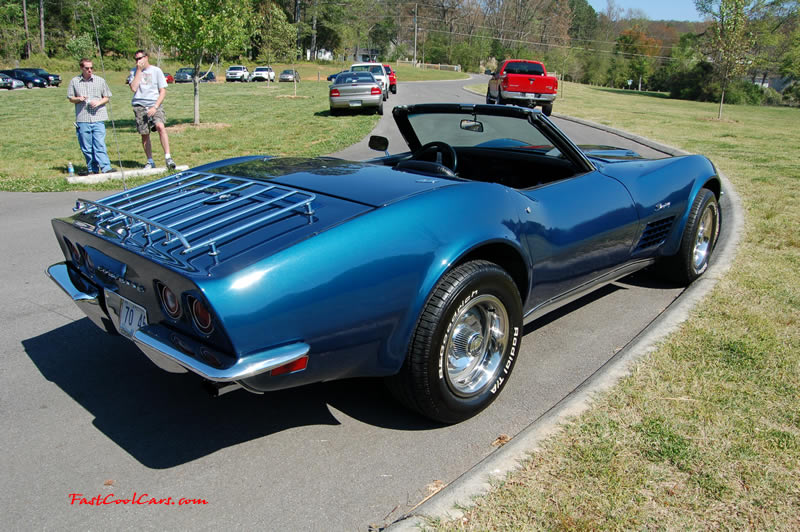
[0,72,380,192]
[0,61,466,192]
[439,83,800,530]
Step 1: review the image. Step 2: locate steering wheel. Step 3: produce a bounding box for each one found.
[411,141,458,173]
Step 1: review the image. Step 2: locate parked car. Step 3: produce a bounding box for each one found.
[0,72,23,89]
[487,59,558,115]
[46,103,722,424]
[249,66,275,82]
[329,71,383,115]
[350,63,388,100]
[326,70,348,82]
[226,65,249,82]
[0,69,46,89]
[279,69,300,82]
[174,67,215,83]
[17,67,61,87]
[382,64,397,94]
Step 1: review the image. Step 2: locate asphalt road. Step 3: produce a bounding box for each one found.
[1,75,731,530]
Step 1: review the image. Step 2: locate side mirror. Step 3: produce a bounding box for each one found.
[369,135,389,156]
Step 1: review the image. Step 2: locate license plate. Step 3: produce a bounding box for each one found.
[119,296,148,338]
[349,100,362,107]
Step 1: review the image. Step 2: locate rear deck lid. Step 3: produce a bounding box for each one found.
[69,157,457,275]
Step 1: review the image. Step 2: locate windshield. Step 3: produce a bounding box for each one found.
[177,68,193,74]
[335,72,375,84]
[255,67,270,72]
[407,111,560,156]
[229,66,245,71]
[352,65,384,76]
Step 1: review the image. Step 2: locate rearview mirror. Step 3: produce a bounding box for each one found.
[460,119,484,133]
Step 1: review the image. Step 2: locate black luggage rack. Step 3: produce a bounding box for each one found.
[75,171,316,256]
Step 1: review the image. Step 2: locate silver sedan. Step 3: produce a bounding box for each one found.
[328,72,384,116]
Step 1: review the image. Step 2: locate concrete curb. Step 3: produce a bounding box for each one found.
[388,115,745,530]
[66,165,189,185]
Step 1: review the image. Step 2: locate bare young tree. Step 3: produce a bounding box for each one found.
[696,0,755,118]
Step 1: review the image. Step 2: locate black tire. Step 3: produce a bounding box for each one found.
[329,107,339,117]
[541,103,553,116]
[376,101,384,116]
[391,85,396,94]
[387,260,523,423]
[659,188,720,285]
[485,89,496,104]
[26,81,33,89]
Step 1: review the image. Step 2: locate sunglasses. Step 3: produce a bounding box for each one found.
[134,56,145,60]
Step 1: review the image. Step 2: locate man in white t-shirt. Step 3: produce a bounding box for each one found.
[129,49,176,170]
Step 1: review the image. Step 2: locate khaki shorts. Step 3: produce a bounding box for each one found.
[133,105,166,134]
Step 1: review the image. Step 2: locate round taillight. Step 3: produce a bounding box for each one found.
[190,297,214,335]
[158,282,181,319]
[330,88,340,97]
[64,237,83,266]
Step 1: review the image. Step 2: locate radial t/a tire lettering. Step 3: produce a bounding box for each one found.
[388,260,523,424]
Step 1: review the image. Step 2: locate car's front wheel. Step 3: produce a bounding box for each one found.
[388,260,523,423]
[659,188,720,285]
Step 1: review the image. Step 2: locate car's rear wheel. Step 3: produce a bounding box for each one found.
[387,260,523,423]
[376,100,384,115]
[485,90,496,104]
[26,81,33,89]
[541,103,553,116]
[659,188,720,285]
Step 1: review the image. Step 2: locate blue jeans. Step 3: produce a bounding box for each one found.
[76,122,111,173]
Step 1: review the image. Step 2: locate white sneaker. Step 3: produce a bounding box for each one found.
[143,162,154,170]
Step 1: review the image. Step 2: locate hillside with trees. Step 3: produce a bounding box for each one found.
[0,0,798,106]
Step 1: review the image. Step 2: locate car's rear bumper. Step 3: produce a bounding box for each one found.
[500,90,556,104]
[329,94,383,109]
[46,261,310,382]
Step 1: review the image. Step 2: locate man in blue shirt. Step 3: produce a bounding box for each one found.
[67,58,114,174]
[129,50,176,170]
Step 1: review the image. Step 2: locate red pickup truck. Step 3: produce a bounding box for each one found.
[486,59,558,115]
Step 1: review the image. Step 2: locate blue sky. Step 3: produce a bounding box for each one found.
[586,0,705,22]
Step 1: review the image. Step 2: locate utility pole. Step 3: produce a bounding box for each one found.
[413,3,418,65]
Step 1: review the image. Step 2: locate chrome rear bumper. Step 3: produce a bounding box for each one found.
[46,262,309,382]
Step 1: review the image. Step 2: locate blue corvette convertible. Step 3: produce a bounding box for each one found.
[47,104,721,423]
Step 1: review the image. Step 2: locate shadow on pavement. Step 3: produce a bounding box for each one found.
[23,320,437,469]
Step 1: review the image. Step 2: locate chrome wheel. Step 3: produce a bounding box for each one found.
[692,202,718,272]
[444,294,509,397]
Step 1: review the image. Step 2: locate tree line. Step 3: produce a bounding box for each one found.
[1,0,798,108]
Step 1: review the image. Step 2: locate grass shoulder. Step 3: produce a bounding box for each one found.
[433,82,800,530]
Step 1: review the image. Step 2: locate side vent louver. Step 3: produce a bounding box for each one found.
[635,217,674,252]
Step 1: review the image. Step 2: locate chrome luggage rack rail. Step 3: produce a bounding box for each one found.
[74,171,316,256]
